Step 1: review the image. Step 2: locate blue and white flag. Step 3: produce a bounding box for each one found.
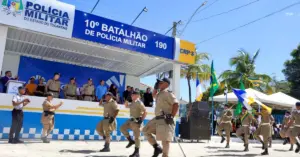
[232,88,254,111]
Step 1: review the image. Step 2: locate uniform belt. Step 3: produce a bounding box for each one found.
[104,117,111,119]
[48,89,59,93]
[130,117,141,121]
[242,125,249,127]
[155,115,165,120]
[261,123,270,126]
[294,125,300,127]
[44,111,55,116]
[13,108,23,111]
[222,121,231,123]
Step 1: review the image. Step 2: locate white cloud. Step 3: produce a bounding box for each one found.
[285,12,294,16]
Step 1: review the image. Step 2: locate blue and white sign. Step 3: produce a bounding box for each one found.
[72,10,175,60]
[0,0,75,38]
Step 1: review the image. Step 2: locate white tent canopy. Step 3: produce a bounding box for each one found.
[269,92,300,108]
[211,88,294,109]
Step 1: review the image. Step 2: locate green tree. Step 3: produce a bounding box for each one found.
[268,76,290,94]
[282,44,300,99]
[219,49,272,92]
[181,53,211,104]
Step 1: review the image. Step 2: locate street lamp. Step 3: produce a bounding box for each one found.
[131,7,148,25]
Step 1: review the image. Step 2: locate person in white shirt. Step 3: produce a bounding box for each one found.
[9,86,30,144]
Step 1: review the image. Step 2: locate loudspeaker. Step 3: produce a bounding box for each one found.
[179,101,211,140]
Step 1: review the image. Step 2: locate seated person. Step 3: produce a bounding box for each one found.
[25,77,37,96]
[35,78,46,97]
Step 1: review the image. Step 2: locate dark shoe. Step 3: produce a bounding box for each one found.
[295,143,300,153]
[261,148,269,155]
[152,144,162,157]
[244,144,249,152]
[283,138,288,145]
[221,136,225,143]
[13,139,24,144]
[8,138,13,144]
[289,144,294,151]
[100,143,110,152]
[42,137,50,143]
[225,143,230,148]
[260,141,265,150]
[126,137,135,148]
[129,147,140,157]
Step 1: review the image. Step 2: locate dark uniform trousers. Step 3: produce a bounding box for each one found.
[9,109,24,139]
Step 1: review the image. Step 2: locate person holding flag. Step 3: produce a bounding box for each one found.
[236,106,256,152]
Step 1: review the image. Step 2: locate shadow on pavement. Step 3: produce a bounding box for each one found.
[198,154,257,157]
[59,150,97,154]
[273,149,290,152]
[205,146,224,149]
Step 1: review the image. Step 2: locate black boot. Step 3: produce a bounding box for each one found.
[295,142,300,153]
[225,143,230,148]
[289,144,294,151]
[283,138,288,145]
[100,143,110,152]
[261,148,269,155]
[260,140,265,150]
[8,138,13,144]
[126,136,135,148]
[41,137,50,143]
[103,136,106,140]
[244,144,249,152]
[129,147,140,157]
[221,136,225,143]
[152,144,162,157]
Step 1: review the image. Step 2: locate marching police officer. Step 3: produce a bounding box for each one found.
[9,86,30,144]
[96,92,119,152]
[46,73,61,98]
[236,106,256,151]
[64,77,77,100]
[280,111,294,151]
[82,78,95,101]
[217,104,233,148]
[288,102,300,153]
[41,93,63,143]
[254,108,274,155]
[143,78,179,157]
[120,91,147,157]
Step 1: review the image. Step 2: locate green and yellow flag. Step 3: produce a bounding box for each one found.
[209,61,219,97]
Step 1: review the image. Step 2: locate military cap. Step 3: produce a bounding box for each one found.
[157,78,170,85]
[70,77,76,80]
[132,91,140,95]
[88,78,93,81]
[18,86,25,90]
[106,92,114,97]
[54,72,60,76]
[296,102,300,106]
[46,92,54,97]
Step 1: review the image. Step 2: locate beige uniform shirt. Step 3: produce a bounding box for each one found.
[82,84,95,96]
[46,79,60,92]
[260,112,273,124]
[129,99,146,118]
[64,84,77,96]
[42,100,55,112]
[291,110,300,126]
[240,111,254,126]
[103,99,119,117]
[155,89,178,116]
[220,109,233,123]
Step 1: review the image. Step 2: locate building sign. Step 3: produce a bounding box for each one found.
[0,0,75,38]
[174,38,196,64]
[72,10,175,60]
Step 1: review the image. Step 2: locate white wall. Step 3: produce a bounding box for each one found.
[125,75,140,89]
[0,25,8,76]
[1,53,20,77]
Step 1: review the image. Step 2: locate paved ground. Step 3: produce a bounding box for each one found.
[0,137,300,157]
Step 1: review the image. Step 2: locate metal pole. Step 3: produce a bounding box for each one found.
[172,22,177,37]
[91,0,101,13]
[131,7,147,25]
[211,96,214,135]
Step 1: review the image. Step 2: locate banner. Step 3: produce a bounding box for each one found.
[174,38,196,64]
[72,10,175,60]
[17,57,126,97]
[0,0,75,38]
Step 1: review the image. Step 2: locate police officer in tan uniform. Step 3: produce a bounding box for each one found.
[236,106,256,151]
[64,77,77,100]
[254,108,274,155]
[142,78,179,157]
[280,111,294,151]
[41,93,63,143]
[120,91,147,157]
[268,115,275,148]
[46,73,61,98]
[217,104,233,148]
[96,92,119,152]
[82,78,95,101]
[288,102,300,153]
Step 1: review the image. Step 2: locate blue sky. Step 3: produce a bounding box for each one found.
[60,0,300,101]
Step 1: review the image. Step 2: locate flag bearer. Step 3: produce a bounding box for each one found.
[287,102,300,154]
[236,106,256,151]
[142,78,179,157]
[217,104,233,148]
[120,91,147,157]
[41,93,63,143]
[254,108,274,155]
[96,92,119,152]
[280,111,294,151]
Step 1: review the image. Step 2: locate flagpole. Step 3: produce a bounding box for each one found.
[211,96,214,136]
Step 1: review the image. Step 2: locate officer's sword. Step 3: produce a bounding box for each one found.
[162,111,187,157]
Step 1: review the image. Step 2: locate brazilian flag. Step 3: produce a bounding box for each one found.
[209,61,219,97]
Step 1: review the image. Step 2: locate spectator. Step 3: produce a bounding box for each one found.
[123,86,131,102]
[135,88,140,92]
[35,78,46,97]
[96,80,107,101]
[25,77,37,96]
[64,77,77,100]
[1,71,18,93]
[82,78,95,101]
[143,88,153,107]
[115,88,120,103]
[131,87,134,92]
[109,84,117,97]
[46,73,61,98]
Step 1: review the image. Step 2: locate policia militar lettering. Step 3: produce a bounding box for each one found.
[142,78,179,157]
